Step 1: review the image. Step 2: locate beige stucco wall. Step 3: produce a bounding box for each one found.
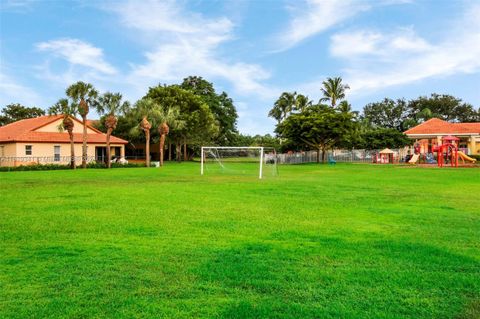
[35,118,97,134]
[0,142,125,167]
[473,137,480,154]
[0,143,16,157]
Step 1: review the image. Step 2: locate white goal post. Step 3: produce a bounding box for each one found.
[201,146,277,179]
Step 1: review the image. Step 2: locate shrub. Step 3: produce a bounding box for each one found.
[0,162,155,172]
[0,164,70,172]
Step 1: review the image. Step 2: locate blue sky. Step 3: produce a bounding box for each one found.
[1,0,479,134]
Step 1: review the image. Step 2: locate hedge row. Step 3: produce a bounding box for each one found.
[0,162,154,172]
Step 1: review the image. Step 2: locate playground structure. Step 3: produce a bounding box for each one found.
[373,148,396,164]
[408,135,476,167]
[433,136,458,167]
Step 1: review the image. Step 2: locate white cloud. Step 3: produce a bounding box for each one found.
[36,38,117,75]
[0,0,35,11]
[274,0,370,52]
[109,0,233,35]
[0,70,43,107]
[331,28,432,58]
[328,4,480,95]
[106,0,275,99]
[274,0,415,52]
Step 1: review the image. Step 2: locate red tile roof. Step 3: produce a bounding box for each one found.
[404,118,480,135]
[0,115,128,144]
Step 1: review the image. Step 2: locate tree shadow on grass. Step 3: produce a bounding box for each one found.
[197,232,480,319]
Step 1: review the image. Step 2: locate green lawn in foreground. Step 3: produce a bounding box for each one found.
[0,163,479,318]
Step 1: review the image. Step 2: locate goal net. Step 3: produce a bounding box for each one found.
[201,147,278,179]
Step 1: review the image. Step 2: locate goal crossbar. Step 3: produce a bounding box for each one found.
[201,146,275,179]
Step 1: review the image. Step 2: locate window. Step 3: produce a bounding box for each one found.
[54,146,61,162]
[25,145,32,155]
[0,146,4,157]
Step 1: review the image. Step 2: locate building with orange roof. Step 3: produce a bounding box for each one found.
[404,118,480,155]
[0,115,128,167]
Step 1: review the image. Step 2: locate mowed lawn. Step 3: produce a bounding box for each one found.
[1,163,479,318]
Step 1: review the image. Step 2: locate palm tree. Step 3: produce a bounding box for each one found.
[338,100,352,113]
[96,92,130,168]
[268,106,283,124]
[268,92,297,124]
[295,94,312,112]
[134,98,159,167]
[320,77,350,107]
[48,99,77,169]
[156,107,184,167]
[66,81,98,168]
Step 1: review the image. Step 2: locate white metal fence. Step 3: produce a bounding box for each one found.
[276,148,410,164]
[0,156,98,167]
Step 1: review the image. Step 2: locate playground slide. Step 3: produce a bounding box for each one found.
[458,151,477,163]
[408,154,420,164]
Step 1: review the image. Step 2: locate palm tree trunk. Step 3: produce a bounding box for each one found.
[82,116,88,168]
[159,134,165,166]
[316,148,320,163]
[145,129,150,167]
[106,129,112,168]
[168,142,172,161]
[69,132,75,169]
[176,143,181,162]
[183,137,187,161]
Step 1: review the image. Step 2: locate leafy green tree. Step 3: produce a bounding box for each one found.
[408,94,480,123]
[362,98,410,131]
[66,81,99,168]
[180,76,238,145]
[48,99,78,169]
[360,128,412,150]
[96,92,130,168]
[144,84,218,161]
[276,104,355,162]
[319,77,350,107]
[0,103,45,126]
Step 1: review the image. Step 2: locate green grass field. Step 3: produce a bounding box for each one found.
[1,163,479,318]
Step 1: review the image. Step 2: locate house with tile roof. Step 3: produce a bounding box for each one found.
[404,118,480,155]
[0,115,128,167]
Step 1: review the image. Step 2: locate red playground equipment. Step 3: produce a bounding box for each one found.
[433,135,459,167]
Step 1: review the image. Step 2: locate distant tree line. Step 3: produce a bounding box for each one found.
[2,75,479,165]
[268,77,480,162]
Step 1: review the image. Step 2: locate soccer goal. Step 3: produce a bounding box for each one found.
[201,146,278,179]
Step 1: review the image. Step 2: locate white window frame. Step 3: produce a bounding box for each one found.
[54,145,61,162]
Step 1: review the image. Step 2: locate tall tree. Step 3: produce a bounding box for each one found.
[268,92,297,124]
[319,77,350,107]
[66,81,98,168]
[48,99,77,169]
[96,92,130,168]
[362,98,410,131]
[180,76,238,145]
[144,84,218,161]
[408,94,480,123]
[156,107,184,166]
[133,98,158,167]
[0,103,45,126]
[294,94,312,113]
[276,104,355,162]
